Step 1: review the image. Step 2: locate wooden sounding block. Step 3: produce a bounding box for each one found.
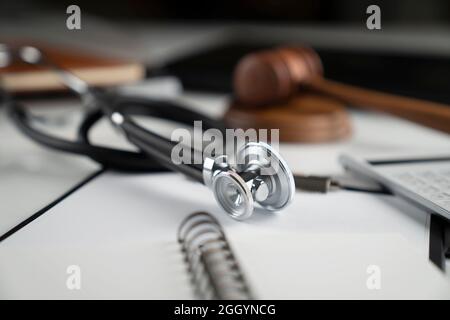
[225,93,352,143]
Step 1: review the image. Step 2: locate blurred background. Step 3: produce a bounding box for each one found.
[3,0,450,102]
[1,0,450,25]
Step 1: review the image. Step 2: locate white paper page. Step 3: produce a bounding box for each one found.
[219,190,450,299]
[0,77,182,239]
[230,233,450,299]
[0,172,207,299]
[0,105,100,238]
[0,172,448,299]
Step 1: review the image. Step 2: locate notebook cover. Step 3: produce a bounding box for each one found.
[0,40,145,93]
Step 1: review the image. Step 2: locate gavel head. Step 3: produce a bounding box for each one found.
[233,47,323,106]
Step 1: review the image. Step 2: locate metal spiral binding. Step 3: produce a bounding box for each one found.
[177,211,254,300]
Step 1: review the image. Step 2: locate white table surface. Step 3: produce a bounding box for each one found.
[1,20,450,299]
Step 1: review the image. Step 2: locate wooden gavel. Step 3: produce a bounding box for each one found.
[233,47,450,133]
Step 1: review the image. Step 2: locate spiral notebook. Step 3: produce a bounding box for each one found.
[0,172,449,299]
[177,212,253,300]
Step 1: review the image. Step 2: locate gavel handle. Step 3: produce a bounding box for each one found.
[309,77,450,133]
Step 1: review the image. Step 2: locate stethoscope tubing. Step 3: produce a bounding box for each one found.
[5,86,225,180]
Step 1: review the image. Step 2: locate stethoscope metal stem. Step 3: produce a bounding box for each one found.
[1,43,296,221]
[18,46,90,96]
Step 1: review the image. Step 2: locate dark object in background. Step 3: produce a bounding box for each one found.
[163,42,450,105]
[429,214,450,271]
[17,0,450,24]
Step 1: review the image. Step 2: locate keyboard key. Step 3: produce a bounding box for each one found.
[438,200,450,210]
[384,165,450,215]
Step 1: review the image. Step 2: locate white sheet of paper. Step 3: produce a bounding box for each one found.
[1,172,448,299]
[0,105,100,238]
[0,77,183,239]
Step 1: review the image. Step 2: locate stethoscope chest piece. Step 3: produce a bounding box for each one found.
[204,142,295,220]
[237,142,295,212]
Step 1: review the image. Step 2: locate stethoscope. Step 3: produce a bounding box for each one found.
[0,44,296,220]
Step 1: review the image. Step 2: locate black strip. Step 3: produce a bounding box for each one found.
[429,214,450,271]
[0,168,105,243]
[338,185,392,195]
[369,157,450,166]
